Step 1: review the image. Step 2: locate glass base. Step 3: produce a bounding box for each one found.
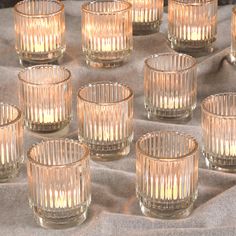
[169,36,215,56]
[146,107,193,122]
[133,21,161,36]
[33,208,88,229]
[17,47,65,65]
[204,151,236,173]
[84,48,131,68]
[0,164,21,183]
[90,144,130,161]
[25,119,71,133]
[226,54,236,65]
[85,57,127,69]
[139,201,194,219]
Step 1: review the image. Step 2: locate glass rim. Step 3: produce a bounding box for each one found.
[27,139,90,167]
[18,65,71,86]
[0,103,22,128]
[77,81,134,106]
[201,92,236,118]
[144,53,197,74]
[136,131,199,161]
[171,0,216,4]
[81,0,132,15]
[14,0,64,18]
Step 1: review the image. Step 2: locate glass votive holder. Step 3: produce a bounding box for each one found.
[136,131,199,219]
[168,0,217,54]
[27,139,91,229]
[144,53,197,120]
[231,7,236,63]
[202,93,236,172]
[18,65,72,132]
[81,0,133,68]
[77,81,134,161]
[14,0,66,64]
[0,103,23,182]
[128,0,164,35]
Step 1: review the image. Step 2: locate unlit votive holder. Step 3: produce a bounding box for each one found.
[0,103,23,182]
[77,81,134,161]
[81,0,133,68]
[14,0,66,64]
[202,93,236,172]
[27,139,91,229]
[136,131,199,219]
[18,65,72,132]
[144,53,197,120]
[231,7,236,63]
[168,0,217,54]
[128,0,163,35]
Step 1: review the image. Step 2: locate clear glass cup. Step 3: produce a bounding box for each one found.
[81,0,133,68]
[144,53,197,120]
[168,0,217,54]
[231,7,236,63]
[14,0,66,64]
[18,65,72,132]
[27,139,91,229]
[202,93,236,172]
[0,103,23,182]
[136,131,199,219]
[127,0,164,35]
[77,81,134,161]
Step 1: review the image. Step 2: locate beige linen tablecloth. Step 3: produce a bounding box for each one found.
[0,1,236,235]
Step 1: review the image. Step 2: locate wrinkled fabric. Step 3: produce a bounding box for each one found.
[0,2,236,235]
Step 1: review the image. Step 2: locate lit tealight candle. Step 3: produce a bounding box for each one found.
[168,0,217,53]
[202,93,236,172]
[14,0,66,64]
[128,0,164,35]
[136,131,199,219]
[77,82,134,161]
[18,65,72,132]
[81,0,133,68]
[144,53,197,120]
[38,109,56,124]
[0,103,23,182]
[27,139,91,228]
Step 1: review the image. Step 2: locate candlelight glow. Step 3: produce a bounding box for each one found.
[168,0,217,51]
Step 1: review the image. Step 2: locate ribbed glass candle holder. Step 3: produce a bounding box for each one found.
[202,93,236,172]
[18,65,72,132]
[231,7,236,63]
[0,103,23,182]
[14,0,66,64]
[136,131,199,219]
[27,139,91,229]
[168,0,217,54]
[77,82,133,161]
[144,53,197,120]
[127,0,163,35]
[81,0,133,68]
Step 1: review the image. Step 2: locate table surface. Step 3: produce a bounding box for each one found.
[0,1,236,235]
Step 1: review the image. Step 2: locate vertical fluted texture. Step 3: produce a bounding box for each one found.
[130,0,163,23]
[0,103,23,181]
[136,131,198,214]
[18,65,72,132]
[14,0,65,62]
[27,140,91,219]
[81,1,133,65]
[202,93,236,169]
[77,82,133,155]
[231,7,236,60]
[168,0,217,49]
[144,53,197,119]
